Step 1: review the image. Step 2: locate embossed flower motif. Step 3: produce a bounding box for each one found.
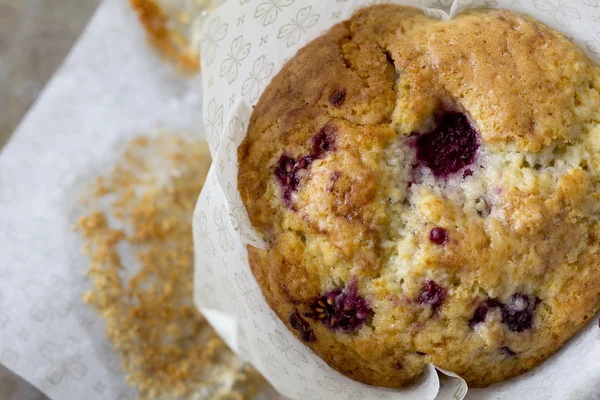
[0,267,12,280]
[235,271,263,314]
[269,329,308,366]
[194,211,216,256]
[229,115,246,144]
[226,116,245,162]
[200,16,228,66]
[214,205,235,251]
[205,99,224,152]
[220,36,252,84]
[254,339,288,378]
[201,261,214,277]
[0,349,19,368]
[242,56,275,102]
[224,133,235,165]
[23,277,71,323]
[200,284,217,308]
[318,376,366,400]
[533,0,581,26]
[222,277,247,318]
[40,338,87,385]
[278,6,320,47]
[255,0,295,26]
[583,0,599,7]
[296,373,308,382]
[94,381,106,394]
[98,341,122,376]
[586,32,600,54]
[226,183,255,241]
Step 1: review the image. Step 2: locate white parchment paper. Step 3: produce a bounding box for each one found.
[193,1,600,399]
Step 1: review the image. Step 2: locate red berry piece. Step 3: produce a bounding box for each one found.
[274,125,337,208]
[418,280,447,313]
[306,281,371,332]
[469,299,502,328]
[329,88,347,107]
[289,311,316,342]
[429,227,448,245]
[416,112,479,177]
[500,346,516,357]
[501,293,539,332]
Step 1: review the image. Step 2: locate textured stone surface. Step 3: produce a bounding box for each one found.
[0,0,100,147]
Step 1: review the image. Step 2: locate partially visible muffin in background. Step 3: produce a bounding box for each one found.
[238,5,600,388]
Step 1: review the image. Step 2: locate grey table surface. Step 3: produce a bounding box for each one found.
[0,0,101,148]
[0,0,100,397]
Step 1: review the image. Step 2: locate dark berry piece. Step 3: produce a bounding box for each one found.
[312,125,336,157]
[416,112,479,177]
[295,155,313,170]
[500,346,516,357]
[418,280,447,312]
[274,155,300,189]
[306,281,371,332]
[469,299,502,328]
[501,293,539,332]
[469,303,490,328]
[429,227,448,245]
[274,124,337,208]
[289,311,316,342]
[463,169,473,178]
[274,155,302,209]
[329,88,346,107]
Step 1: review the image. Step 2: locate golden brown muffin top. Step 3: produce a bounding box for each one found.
[238,5,600,388]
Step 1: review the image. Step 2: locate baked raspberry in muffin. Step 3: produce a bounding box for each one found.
[237,5,600,388]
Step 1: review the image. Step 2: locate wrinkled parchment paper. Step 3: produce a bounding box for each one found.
[0,0,205,398]
[193,0,600,399]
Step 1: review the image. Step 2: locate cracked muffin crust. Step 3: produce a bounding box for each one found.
[237,5,600,388]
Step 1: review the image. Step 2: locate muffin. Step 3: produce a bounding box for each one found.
[237,5,600,388]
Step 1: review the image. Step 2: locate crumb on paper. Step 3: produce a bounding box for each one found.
[129,0,203,73]
[75,132,265,399]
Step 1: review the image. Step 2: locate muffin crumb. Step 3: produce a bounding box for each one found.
[76,132,265,399]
